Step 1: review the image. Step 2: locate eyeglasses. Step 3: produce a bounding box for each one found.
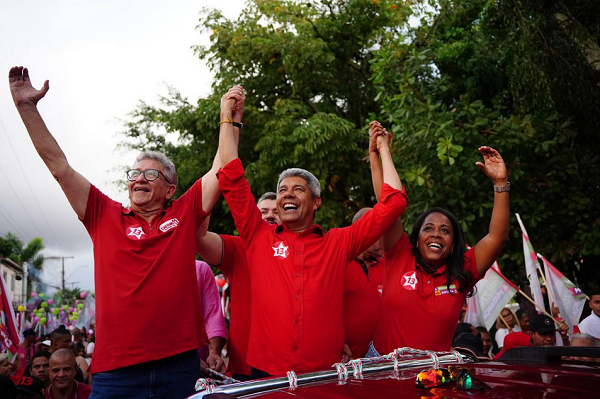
[416,366,491,390]
[126,169,172,184]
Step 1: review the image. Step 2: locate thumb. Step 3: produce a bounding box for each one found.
[42,80,50,94]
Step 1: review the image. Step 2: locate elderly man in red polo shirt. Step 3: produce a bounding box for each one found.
[217,89,407,377]
[8,66,244,398]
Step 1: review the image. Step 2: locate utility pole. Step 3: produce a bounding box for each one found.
[44,255,74,299]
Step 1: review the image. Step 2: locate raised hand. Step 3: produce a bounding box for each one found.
[475,146,508,185]
[9,66,49,107]
[369,120,392,153]
[220,85,245,122]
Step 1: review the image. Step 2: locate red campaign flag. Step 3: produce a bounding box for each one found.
[0,272,21,356]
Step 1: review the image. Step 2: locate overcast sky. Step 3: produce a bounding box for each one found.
[0,0,246,292]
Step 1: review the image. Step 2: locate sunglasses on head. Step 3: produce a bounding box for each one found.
[416,366,491,390]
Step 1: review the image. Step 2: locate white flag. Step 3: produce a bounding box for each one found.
[516,213,546,314]
[538,254,586,334]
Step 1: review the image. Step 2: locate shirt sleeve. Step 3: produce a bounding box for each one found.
[338,184,409,262]
[217,159,267,247]
[196,261,227,340]
[219,235,245,278]
[462,247,481,288]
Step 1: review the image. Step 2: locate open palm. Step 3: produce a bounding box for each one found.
[9,66,49,106]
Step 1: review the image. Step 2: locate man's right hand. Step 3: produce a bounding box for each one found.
[9,66,49,107]
[220,85,245,120]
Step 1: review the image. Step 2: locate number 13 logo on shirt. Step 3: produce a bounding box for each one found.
[272,241,290,259]
[402,271,418,290]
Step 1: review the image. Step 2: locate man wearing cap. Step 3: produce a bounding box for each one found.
[15,375,45,399]
[528,314,558,346]
[46,349,90,399]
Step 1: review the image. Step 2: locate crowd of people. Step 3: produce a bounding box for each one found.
[0,326,95,398]
[3,66,598,398]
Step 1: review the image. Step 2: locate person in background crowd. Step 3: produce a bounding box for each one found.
[195,260,227,374]
[38,342,51,353]
[476,326,493,357]
[343,207,385,359]
[218,109,406,377]
[564,333,600,362]
[579,293,600,339]
[47,350,90,399]
[528,314,558,347]
[371,141,510,356]
[1,353,13,378]
[495,308,521,351]
[15,375,45,399]
[19,329,38,370]
[71,330,87,351]
[493,332,531,359]
[28,352,51,389]
[0,361,17,399]
[196,192,281,381]
[49,328,86,384]
[516,309,531,333]
[85,332,94,359]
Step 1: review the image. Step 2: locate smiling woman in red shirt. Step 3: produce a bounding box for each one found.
[368,129,510,356]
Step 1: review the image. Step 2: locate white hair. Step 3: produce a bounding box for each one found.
[134,150,178,186]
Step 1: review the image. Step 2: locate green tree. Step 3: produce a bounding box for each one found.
[0,233,45,293]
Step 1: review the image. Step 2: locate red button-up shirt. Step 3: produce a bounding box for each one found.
[344,258,384,358]
[218,159,408,375]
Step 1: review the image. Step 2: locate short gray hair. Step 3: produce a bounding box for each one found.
[277,168,321,197]
[135,150,178,186]
[257,192,277,205]
[571,333,600,347]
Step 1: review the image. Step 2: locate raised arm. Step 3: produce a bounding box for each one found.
[196,216,225,266]
[473,146,510,277]
[369,121,404,251]
[202,86,245,213]
[219,86,244,167]
[9,67,90,219]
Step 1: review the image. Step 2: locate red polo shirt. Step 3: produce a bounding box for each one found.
[82,181,208,373]
[343,258,384,358]
[219,234,252,376]
[218,158,407,375]
[373,233,480,354]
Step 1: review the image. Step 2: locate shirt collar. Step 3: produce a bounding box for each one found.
[275,224,324,236]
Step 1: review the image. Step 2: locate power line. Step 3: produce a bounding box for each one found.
[0,116,65,251]
[0,201,31,242]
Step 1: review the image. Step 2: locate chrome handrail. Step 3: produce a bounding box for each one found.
[188,353,467,398]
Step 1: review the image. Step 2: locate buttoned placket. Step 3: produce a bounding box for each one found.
[290,233,304,369]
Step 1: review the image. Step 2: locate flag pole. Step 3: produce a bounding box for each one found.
[517,289,563,326]
[498,313,512,332]
[535,254,557,311]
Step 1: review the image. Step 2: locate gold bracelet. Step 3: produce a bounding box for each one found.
[219,116,233,124]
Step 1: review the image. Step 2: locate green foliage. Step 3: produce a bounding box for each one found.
[119,0,600,292]
[0,233,45,293]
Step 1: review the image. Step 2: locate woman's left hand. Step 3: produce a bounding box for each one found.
[475,146,508,185]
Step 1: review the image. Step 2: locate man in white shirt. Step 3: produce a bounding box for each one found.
[579,294,600,339]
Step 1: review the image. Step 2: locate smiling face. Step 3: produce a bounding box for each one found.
[417,212,455,267]
[277,176,321,232]
[127,159,176,212]
[501,308,517,328]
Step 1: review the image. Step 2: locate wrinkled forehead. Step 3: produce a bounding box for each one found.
[258,199,277,209]
[279,176,309,190]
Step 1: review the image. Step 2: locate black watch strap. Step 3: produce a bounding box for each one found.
[232,121,243,130]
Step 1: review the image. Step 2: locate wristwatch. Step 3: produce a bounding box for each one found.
[232,121,243,130]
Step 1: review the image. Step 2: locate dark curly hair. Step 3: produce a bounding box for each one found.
[409,207,474,294]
